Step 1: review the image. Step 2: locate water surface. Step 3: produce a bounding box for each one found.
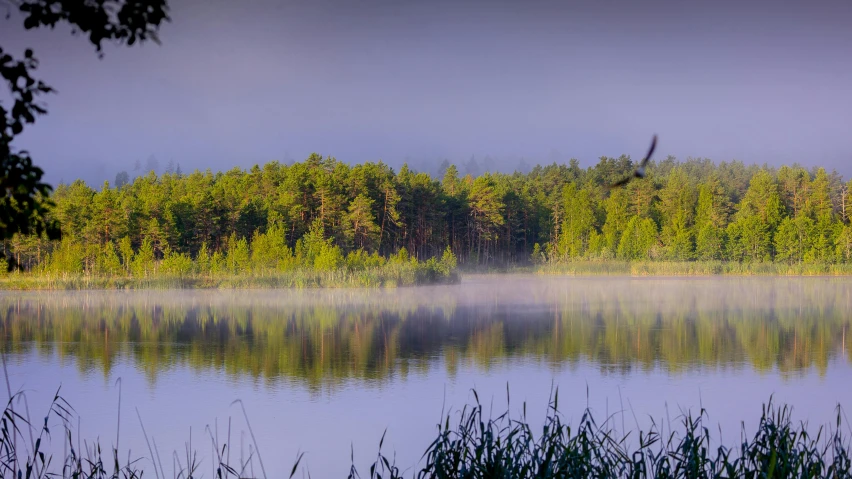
[2,276,851,476]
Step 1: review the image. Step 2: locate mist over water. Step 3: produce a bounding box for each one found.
[2,276,851,476]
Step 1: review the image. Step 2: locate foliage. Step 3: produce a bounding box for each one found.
[3,152,852,279]
[0,0,171,270]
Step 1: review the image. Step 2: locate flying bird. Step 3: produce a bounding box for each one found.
[609,135,658,189]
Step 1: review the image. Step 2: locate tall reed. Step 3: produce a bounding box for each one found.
[535,260,852,277]
[1,380,850,478]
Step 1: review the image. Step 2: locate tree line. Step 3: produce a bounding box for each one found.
[4,151,852,274]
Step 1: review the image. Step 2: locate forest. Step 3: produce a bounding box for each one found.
[3,151,852,286]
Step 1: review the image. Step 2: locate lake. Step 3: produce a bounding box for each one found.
[2,275,851,477]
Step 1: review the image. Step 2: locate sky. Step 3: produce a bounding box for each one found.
[3,0,852,186]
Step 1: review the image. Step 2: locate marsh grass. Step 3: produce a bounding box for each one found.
[535,260,852,277]
[402,389,852,478]
[0,385,280,479]
[1,368,850,478]
[6,259,852,291]
[0,263,461,291]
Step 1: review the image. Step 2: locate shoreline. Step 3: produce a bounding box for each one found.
[4,261,852,290]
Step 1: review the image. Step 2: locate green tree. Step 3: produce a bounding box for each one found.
[803,168,836,262]
[777,165,810,217]
[726,170,783,262]
[737,170,784,227]
[96,241,123,275]
[556,183,595,259]
[131,237,155,277]
[250,224,292,272]
[296,217,334,267]
[347,194,380,251]
[618,217,658,260]
[117,236,134,273]
[835,226,852,262]
[196,242,211,274]
[601,188,630,256]
[467,175,505,263]
[657,168,696,260]
[727,215,771,262]
[225,233,250,274]
[695,223,724,260]
[774,217,813,264]
[694,175,730,260]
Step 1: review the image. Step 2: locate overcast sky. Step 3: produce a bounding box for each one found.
[3,0,852,185]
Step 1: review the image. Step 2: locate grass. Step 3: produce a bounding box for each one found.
[408,390,852,478]
[5,259,852,291]
[0,264,460,291]
[533,260,852,277]
[2,369,851,479]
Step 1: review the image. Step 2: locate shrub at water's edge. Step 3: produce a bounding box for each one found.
[0,244,460,290]
[1,385,851,478]
[457,259,852,276]
[531,260,852,276]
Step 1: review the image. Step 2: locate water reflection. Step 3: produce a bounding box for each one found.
[1,276,850,393]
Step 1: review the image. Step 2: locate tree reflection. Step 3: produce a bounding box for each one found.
[1,278,850,391]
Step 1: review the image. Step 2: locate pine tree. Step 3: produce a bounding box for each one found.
[347,194,381,251]
[557,183,595,259]
[602,188,630,255]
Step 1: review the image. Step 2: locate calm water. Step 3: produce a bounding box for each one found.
[2,276,852,476]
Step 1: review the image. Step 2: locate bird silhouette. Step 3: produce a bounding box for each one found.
[609,135,658,189]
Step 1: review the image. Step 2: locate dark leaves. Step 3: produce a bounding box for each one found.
[2,0,171,270]
[16,0,171,53]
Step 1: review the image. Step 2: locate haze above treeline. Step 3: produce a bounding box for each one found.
[107,149,650,188]
[107,149,846,195]
[2,0,851,186]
